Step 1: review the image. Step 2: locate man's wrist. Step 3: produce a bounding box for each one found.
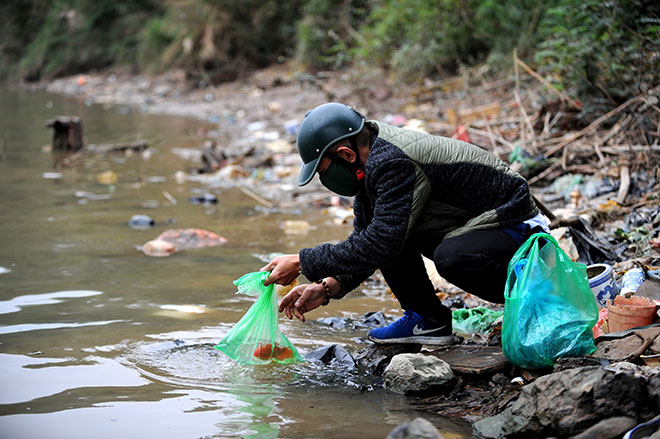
[324,277,341,296]
[314,279,332,306]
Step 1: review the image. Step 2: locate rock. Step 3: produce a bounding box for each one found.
[304,344,356,368]
[473,363,660,438]
[552,356,606,372]
[384,354,456,395]
[567,417,637,439]
[355,343,421,376]
[387,417,445,439]
[128,214,155,230]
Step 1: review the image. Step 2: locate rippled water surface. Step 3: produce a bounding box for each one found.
[0,87,471,438]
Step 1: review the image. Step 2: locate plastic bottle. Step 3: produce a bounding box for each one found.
[620,267,646,296]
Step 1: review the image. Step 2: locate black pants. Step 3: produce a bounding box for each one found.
[379,229,522,323]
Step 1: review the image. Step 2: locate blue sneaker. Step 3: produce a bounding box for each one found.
[368,310,454,345]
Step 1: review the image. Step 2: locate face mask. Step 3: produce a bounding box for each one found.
[319,160,362,197]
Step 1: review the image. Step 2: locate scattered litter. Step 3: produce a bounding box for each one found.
[74,191,113,201]
[620,268,647,297]
[382,114,408,126]
[283,220,311,235]
[141,200,159,208]
[452,307,503,335]
[403,119,427,133]
[162,190,177,205]
[128,214,155,230]
[284,119,299,135]
[265,139,292,153]
[141,228,227,257]
[171,147,202,161]
[174,170,187,184]
[95,170,118,185]
[189,193,217,205]
[247,121,265,131]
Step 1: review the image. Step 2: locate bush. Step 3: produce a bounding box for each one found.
[357,0,487,82]
[1,0,304,81]
[534,0,660,116]
[295,0,367,70]
[5,0,162,80]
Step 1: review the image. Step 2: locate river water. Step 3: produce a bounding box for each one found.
[0,86,471,438]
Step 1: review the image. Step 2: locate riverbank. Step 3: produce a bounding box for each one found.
[21,65,660,438]
[30,64,338,145]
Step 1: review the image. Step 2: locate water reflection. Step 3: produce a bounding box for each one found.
[0,320,126,335]
[0,389,245,439]
[0,290,103,314]
[0,353,148,406]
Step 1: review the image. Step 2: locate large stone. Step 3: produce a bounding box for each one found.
[473,363,660,438]
[387,417,445,439]
[384,354,456,395]
[567,417,637,439]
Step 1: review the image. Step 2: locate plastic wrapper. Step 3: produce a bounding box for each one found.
[502,233,598,369]
[215,271,304,365]
[452,307,503,335]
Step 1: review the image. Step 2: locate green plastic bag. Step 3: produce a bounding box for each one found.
[502,233,598,369]
[452,307,503,335]
[215,271,304,365]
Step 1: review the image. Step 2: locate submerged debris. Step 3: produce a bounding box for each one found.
[141,228,228,257]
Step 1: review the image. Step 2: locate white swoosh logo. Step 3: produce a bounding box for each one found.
[412,324,446,335]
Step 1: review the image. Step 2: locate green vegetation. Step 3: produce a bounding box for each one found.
[1,0,657,113]
[535,0,660,115]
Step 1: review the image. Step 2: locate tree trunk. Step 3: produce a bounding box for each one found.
[46,116,85,151]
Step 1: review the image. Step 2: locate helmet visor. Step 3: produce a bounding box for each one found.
[298,158,320,186]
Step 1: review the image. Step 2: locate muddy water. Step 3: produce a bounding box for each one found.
[0,87,471,438]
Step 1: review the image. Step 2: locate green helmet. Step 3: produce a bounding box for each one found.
[297,102,365,186]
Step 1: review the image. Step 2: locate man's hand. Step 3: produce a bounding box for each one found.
[261,254,301,286]
[278,283,326,322]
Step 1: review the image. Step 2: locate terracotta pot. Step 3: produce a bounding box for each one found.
[606,295,656,333]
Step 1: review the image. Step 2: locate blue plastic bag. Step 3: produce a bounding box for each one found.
[502,233,598,369]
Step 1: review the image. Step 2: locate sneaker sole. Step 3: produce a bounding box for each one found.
[368,334,459,346]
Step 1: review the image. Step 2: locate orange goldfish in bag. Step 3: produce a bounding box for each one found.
[253,344,294,361]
